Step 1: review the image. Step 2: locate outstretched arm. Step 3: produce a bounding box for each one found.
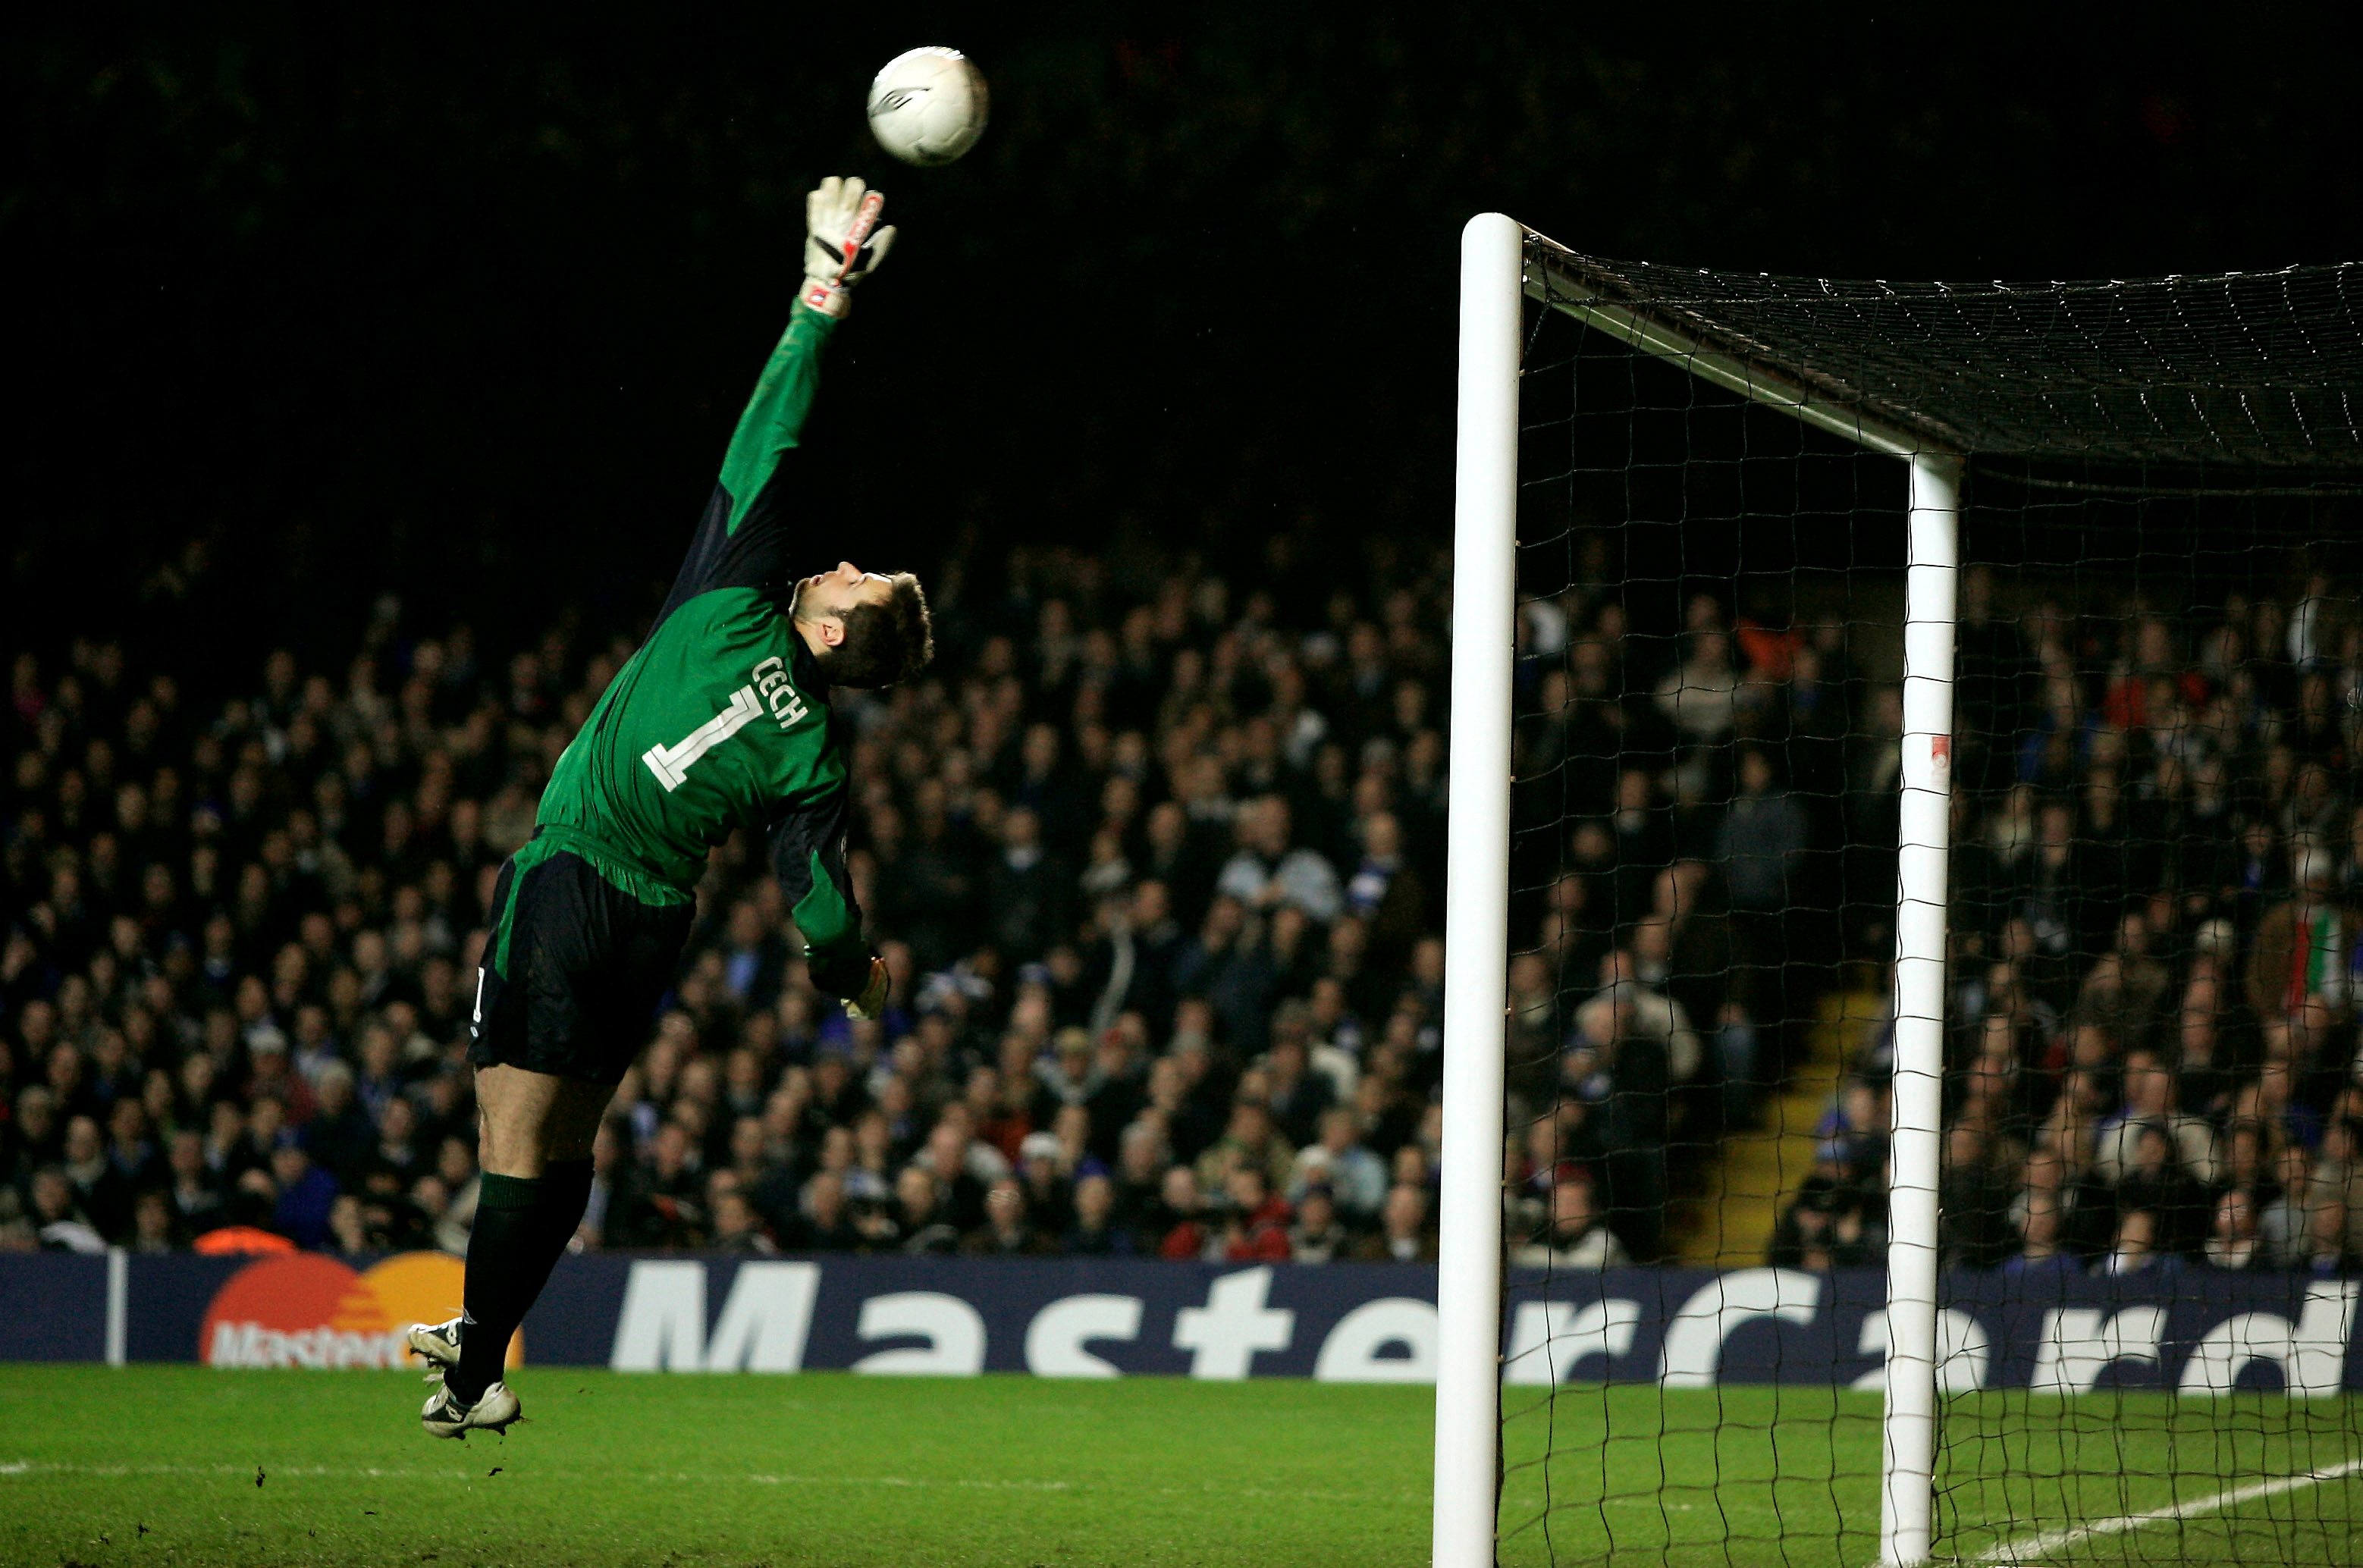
[714,302,836,540]
[652,177,895,628]
[651,308,831,626]
[718,176,894,532]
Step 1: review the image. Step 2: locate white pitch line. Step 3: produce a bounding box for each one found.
[0,1460,1415,1508]
[1973,1453,2363,1563]
[0,1461,1067,1491]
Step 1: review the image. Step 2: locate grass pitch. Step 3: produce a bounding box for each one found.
[1499,1385,2363,1566]
[2,1368,2357,1566]
[2,1367,1429,1568]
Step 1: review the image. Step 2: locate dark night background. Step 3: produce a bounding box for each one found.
[11,5,2362,672]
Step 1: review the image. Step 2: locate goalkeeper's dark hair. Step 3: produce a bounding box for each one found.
[830,572,934,688]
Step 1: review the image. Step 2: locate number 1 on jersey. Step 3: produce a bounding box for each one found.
[643,687,762,792]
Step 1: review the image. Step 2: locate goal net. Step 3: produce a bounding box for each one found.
[1436,217,2363,1568]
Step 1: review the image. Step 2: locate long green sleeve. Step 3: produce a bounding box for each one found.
[716,302,838,536]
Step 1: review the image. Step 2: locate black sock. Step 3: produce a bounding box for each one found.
[524,1157,595,1296]
[449,1160,595,1404]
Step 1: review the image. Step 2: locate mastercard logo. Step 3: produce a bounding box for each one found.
[200,1252,521,1371]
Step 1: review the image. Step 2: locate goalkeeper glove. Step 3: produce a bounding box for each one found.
[801,175,896,319]
[846,955,891,1021]
[809,946,891,1019]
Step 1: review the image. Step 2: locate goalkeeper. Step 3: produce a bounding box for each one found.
[409,177,931,1438]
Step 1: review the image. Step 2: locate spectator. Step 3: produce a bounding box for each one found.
[165,1127,224,1235]
[1289,1107,1387,1222]
[1938,1124,2016,1271]
[916,1115,999,1234]
[11,1087,63,1175]
[1343,811,1427,967]
[2113,1121,2214,1257]
[1111,1119,1173,1226]
[1570,949,1700,1087]
[573,1121,623,1250]
[2205,1188,2263,1271]
[614,1121,705,1248]
[1717,747,1809,914]
[1014,1131,1074,1238]
[58,1114,129,1240]
[1564,952,1680,1260]
[28,1167,106,1253]
[2249,851,2357,1022]
[789,1170,862,1252]
[2096,1207,2175,1278]
[2305,1185,2354,1276]
[1351,1183,1439,1262]
[105,1098,161,1192]
[1654,630,1743,748]
[1154,1165,1212,1260]
[2314,1120,2363,1258]
[1062,1171,1131,1255]
[1259,1029,1332,1149]
[1288,1186,1348,1262]
[987,808,1070,963]
[303,1062,375,1183]
[2003,1194,2078,1277]
[327,1193,372,1258]
[961,1177,1050,1256]
[716,901,790,1013]
[129,1187,179,1253]
[1514,1178,1631,1269]
[894,1165,960,1256]
[1216,1165,1292,1262]
[712,1190,780,1256]
[1216,798,1342,925]
[268,1139,338,1251]
[1194,1100,1294,1200]
[2092,1050,2220,1189]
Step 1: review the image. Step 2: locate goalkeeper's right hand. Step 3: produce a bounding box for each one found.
[801,176,896,319]
[845,955,891,1021]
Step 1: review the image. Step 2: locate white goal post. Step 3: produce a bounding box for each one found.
[1433,209,1523,1568]
[1430,212,1960,1568]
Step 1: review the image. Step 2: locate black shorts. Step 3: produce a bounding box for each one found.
[468,848,695,1085]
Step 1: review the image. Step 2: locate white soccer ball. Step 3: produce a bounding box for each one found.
[867,47,989,168]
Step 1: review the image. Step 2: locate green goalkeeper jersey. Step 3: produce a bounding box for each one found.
[529,302,869,992]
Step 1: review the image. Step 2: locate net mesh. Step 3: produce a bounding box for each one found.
[1526,240,2363,471]
[1494,233,2363,1567]
[1926,465,2360,1568]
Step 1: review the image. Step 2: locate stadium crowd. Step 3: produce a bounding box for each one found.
[1769,563,2363,1278]
[5,528,2358,1277]
[0,535,1485,1264]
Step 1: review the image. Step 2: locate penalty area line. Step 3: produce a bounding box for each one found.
[1972,1452,2363,1563]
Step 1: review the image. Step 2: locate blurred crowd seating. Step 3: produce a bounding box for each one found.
[5,538,2358,1278]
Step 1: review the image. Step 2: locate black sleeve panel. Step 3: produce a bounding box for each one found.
[652,472,799,634]
[770,779,871,999]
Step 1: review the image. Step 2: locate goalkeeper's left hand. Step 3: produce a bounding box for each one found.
[845,955,891,1021]
[801,176,896,319]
